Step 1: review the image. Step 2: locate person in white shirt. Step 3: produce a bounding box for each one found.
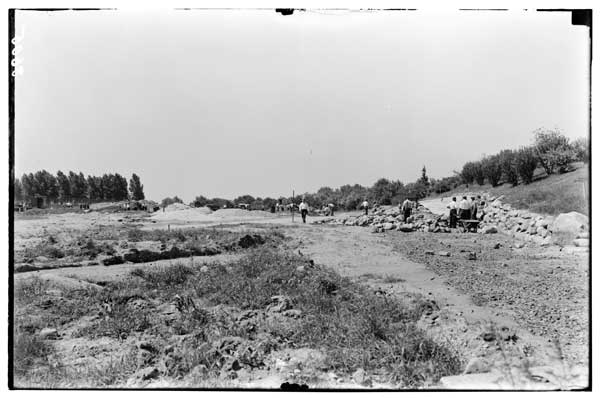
[447,197,458,228]
[401,198,412,221]
[328,203,335,217]
[458,196,471,220]
[361,199,369,215]
[299,198,309,223]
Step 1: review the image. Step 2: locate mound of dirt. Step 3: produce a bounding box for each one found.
[164,203,191,212]
[212,209,274,219]
[151,208,214,222]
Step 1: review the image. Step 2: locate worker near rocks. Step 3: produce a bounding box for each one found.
[447,197,458,228]
[328,203,335,217]
[470,196,478,219]
[458,196,471,220]
[299,198,309,223]
[401,198,412,221]
[361,199,369,215]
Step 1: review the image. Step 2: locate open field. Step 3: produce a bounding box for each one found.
[12,204,589,389]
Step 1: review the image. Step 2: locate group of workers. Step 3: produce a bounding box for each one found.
[446,195,484,229]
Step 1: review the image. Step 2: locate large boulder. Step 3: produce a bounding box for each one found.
[551,212,589,234]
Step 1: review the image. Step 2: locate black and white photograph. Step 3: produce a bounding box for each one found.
[7,2,593,391]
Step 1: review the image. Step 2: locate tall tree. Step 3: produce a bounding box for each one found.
[56,171,71,202]
[14,177,23,202]
[418,166,430,187]
[34,170,58,202]
[129,173,145,200]
[69,171,87,202]
[21,173,36,202]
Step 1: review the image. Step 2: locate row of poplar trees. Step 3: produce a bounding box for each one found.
[14,171,145,204]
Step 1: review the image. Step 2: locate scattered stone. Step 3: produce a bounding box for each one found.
[463,357,491,375]
[437,251,450,257]
[577,231,589,239]
[137,366,160,381]
[267,295,292,313]
[296,265,305,273]
[425,250,435,255]
[493,243,501,249]
[482,226,498,234]
[282,309,302,319]
[352,368,371,386]
[514,242,525,249]
[39,328,58,340]
[200,265,209,273]
[467,252,477,260]
[573,238,589,247]
[481,332,496,342]
[383,222,394,230]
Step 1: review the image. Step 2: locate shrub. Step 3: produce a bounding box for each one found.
[571,137,589,163]
[498,149,519,186]
[533,128,575,174]
[482,155,503,187]
[515,147,538,184]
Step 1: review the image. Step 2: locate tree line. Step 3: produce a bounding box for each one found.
[14,171,146,204]
[188,166,453,212]
[459,129,589,188]
[186,129,588,213]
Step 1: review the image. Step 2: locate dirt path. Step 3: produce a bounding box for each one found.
[282,222,588,375]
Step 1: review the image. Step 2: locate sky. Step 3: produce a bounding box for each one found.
[14,9,590,202]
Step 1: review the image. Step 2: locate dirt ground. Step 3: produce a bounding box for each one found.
[13,207,589,388]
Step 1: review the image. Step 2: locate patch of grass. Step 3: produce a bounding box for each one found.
[382,275,406,283]
[190,250,461,386]
[13,328,55,377]
[130,263,195,288]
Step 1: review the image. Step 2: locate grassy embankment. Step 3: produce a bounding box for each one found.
[429,163,588,216]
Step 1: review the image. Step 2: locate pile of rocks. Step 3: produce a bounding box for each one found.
[322,205,452,234]
[319,194,589,248]
[477,196,589,247]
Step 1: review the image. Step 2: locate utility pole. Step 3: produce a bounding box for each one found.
[292,189,295,222]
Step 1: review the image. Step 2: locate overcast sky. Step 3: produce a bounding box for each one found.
[14,9,590,202]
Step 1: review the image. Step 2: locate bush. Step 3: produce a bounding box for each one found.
[533,128,575,174]
[498,149,519,186]
[460,162,476,185]
[571,137,589,163]
[472,161,485,185]
[481,155,503,187]
[515,147,538,184]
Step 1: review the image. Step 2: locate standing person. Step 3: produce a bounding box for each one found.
[401,198,412,221]
[299,198,309,224]
[328,203,335,217]
[447,197,458,228]
[459,196,471,220]
[470,196,478,220]
[361,199,369,215]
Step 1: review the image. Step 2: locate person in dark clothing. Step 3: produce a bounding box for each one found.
[447,197,458,228]
[470,196,478,220]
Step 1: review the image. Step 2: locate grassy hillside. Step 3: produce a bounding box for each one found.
[428,163,589,216]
